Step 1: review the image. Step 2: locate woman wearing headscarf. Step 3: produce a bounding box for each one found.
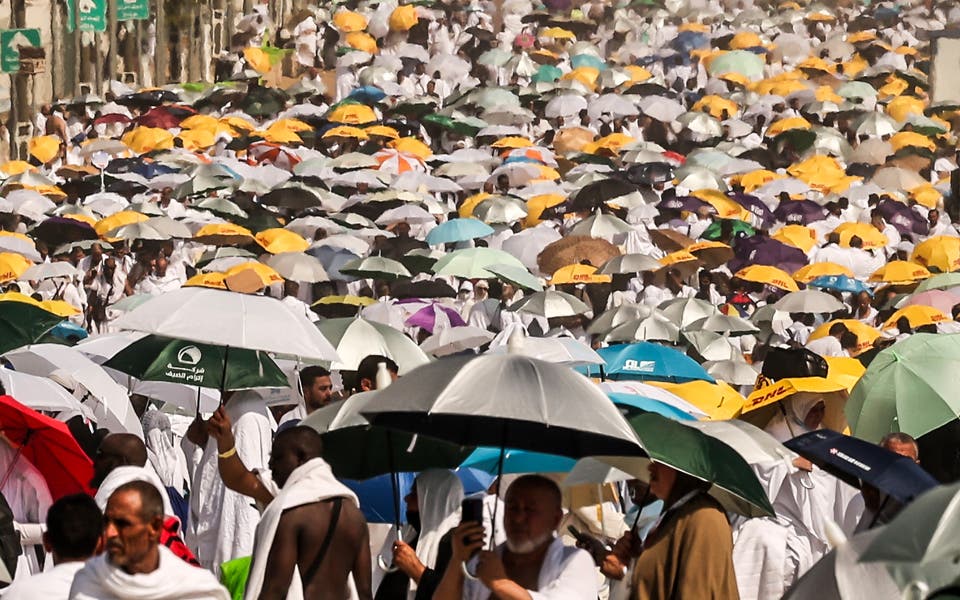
[629,462,739,600]
[375,469,464,600]
[141,410,190,526]
[763,395,826,443]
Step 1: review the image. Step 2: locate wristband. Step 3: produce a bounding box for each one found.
[218,447,237,459]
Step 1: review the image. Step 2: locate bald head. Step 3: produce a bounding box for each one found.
[269,427,324,488]
[92,434,148,488]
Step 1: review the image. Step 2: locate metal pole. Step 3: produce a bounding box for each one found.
[155,0,166,85]
[107,0,117,89]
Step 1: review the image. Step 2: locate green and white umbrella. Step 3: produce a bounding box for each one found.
[847,333,960,441]
[659,297,721,328]
[599,253,662,275]
[103,334,289,391]
[507,290,590,318]
[316,316,430,374]
[340,255,412,281]
[482,263,544,291]
[432,247,526,278]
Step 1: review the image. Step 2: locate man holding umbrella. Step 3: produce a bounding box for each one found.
[434,475,597,600]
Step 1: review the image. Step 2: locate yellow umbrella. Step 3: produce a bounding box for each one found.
[28,136,61,164]
[561,66,600,89]
[743,376,848,433]
[94,211,148,236]
[389,137,432,160]
[678,22,709,33]
[322,126,369,141]
[692,95,739,119]
[0,161,34,176]
[0,291,79,317]
[624,65,652,84]
[551,263,611,285]
[459,192,491,218]
[805,10,836,22]
[540,27,576,39]
[184,272,228,290]
[0,253,33,282]
[220,116,255,133]
[328,104,377,125]
[524,194,566,228]
[729,31,764,50]
[177,129,217,151]
[194,223,256,246]
[842,54,869,78]
[366,125,400,140]
[772,224,818,252]
[787,155,845,184]
[833,222,888,249]
[810,319,880,355]
[29,184,67,200]
[313,295,377,307]
[793,262,854,283]
[797,56,835,73]
[585,132,634,154]
[890,131,936,152]
[691,189,750,220]
[735,265,800,291]
[910,184,942,210]
[243,47,274,75]
[180,114,219,132]
[913,236,960,273]
[255,228,310,254]
[766,116,812,136]
[345,32,378,54]
[647,380,745,420]
[879,76,909,98]
[389,5,418,31]
[333,10,367,32]
[686,241,734,269]
[122,127,175,154]
[738,169,784,192]
[61,213,96,226]
[490,136,532,149]
[718,72,751,87]
[886,95,926,122]
[259,128,302,145]
[868,260,931,285]
[848,31,877,44]
[882,305,949,330]
[814,86,844,103]
[533,165,561,181]
[224,262,284,286]
[824,356,866,393]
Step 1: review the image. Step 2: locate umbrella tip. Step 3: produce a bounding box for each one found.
[507,329,525,354]
[824,519,846,549]
[375,362,393,390]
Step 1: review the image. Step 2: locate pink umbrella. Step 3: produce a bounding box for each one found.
[514,33,536,49]
[903,290,960,315]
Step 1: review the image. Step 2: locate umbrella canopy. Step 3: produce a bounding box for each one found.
[773,289,847,313]
[103,334,289,391]
[432,247,526,278]
[591,342,715,383]
[786,429,938,503]
[360,354,644,458]
[0,395,93,499]
[0,301,64,354]
[262,252,329,283]
[425,218,495,245]
[316,317,430,374]
[112,287,339,362]
[340,256,412,281]
[507,290,590,318]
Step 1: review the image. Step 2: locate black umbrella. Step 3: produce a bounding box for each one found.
[391,279,456,299]
[786,429,938,503]
[30,217,99,245]
[115,89,179,108]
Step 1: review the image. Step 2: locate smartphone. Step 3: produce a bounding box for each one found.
[461,496,484,525]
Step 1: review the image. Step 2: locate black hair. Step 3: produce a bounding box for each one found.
[45,494,103,561]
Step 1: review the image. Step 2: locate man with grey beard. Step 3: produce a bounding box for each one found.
[433,475,598,600]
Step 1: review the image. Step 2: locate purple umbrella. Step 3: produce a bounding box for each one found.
[405,303,466,333]
[729,236,809,274]
[730,193,774,229]
[877,199,928,237]
[773,199,827,225]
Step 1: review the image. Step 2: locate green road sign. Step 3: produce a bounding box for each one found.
[0,29,40,73]
[78,0,107,32]
[117,0,149,21]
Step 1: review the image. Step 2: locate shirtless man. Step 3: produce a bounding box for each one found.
[256,428,372,600]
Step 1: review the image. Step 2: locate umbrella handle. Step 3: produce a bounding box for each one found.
[461,561,479,580]
[377,553,400,573]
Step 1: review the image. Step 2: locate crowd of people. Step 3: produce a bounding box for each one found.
[0,0,959,597]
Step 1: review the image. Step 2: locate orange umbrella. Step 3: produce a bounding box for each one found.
[809,319,880,354]
[333,10,367,32]
[766,117,812,137]
[772,225,818,252]
[255,228,309,254]
[184,272,228,290]
[459,192,491,218]
[28,136,62,164]
[491,136,532,149]
[389,137,432,160]
[322,126,369,141]
[735,265,800,291]
[345,32,378,54]
[193,223,256,246]
[328,104,377,125]
[389,5,418,31]
[94,211,148,236]
[833,222,888,249]
[869,260,931,285]
[551,263,611,284]
[793,262,854,283]
[0,253,33,282]
[686,241,734,269]
[913,236,960,273]
[738,169,784,192]
[882,305,949,330]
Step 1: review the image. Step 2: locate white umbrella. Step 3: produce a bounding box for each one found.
[0,367,94,418]
[569,211,634,242]
[587,304,656,335]
[683,330,739,361]
[316,316,430,374]
[687,313,759,335]
[637,96,685,122]
[6,189,56,222]
[507,290,590,318]
[501,226,562,272]
[588,94,639,119]
[599,253,662,275]
[659,297,721,328]
[702,359,759,386]
[3,344,143,436]
[774,290,846,313]
[263,253,330,283]
[375,204,435,226]
[604,315,681,344]
[19,262,79,282]
[486,328,603,367]
[111,287,340,362]
[310,235,370,256]
[473,196,528,224]
[545,94,588,118]
[420,326,496,357]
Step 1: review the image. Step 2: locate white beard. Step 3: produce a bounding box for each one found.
[505,532,552,555]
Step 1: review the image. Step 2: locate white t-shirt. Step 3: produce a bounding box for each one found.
[3,561,84,600]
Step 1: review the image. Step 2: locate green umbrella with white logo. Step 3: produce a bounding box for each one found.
[103,334,289,391]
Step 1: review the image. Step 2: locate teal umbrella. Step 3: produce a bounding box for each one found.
[846,333,960,441]
[460,447,575,474]
[571,54,606,70]
[103,334,289,391]
[0,302,64,355]
[532,65,563,83]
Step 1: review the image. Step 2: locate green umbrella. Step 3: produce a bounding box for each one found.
[103,334,289,391]
[316,317,430,373]
[532,65,563,83]
[701,219,756,241]
[915,272,960,293]
[421,114,484,136]
[0,303,64,355]
[432,247,526,278]
[483,263,544,291]
[846,333,960,441]
[706,50,765,80]
[597,412,774,517]
[861,482,960,567]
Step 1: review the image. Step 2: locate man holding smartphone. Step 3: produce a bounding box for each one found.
[433,475,598,600]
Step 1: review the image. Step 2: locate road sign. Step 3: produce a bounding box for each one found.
[78,0,107,32]
[0,29,41,73]
[117,0,149,21]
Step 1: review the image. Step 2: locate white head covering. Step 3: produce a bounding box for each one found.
[764,394,824,443]
[141,410,189,494]
[409,469,463,598]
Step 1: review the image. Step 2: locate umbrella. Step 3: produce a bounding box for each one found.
[786,429,938,503]
[590,342,715,383]
[846,334,960,441]
[902,291,960,316]
[425,219,494,246]
[112,287,339,362]
[420,326,496,357]
[773,290,846,313]
[103,335,289,391]
[0,301,64,354]
[599,254,662,275]
[659,298,721,328]
[703,359,759,386]
[460,447,575,474]
[736,265,801,292]
[869,261,931,285]
[808,275,872,295]
[483,264,544,292]
[0,395,93,499]
[0,367,91,416]
[262,253,329,283]
[592,412,775,517]
[507,290,590,318]
[316,317,430,374]
[916,273,960,293]
[432,248,526,279]
[340,256,412,281]
[537,236,621,276]
[688,313,759,336]
[486,333,603,367]
[405,303,466,334]
[604,315,681,344]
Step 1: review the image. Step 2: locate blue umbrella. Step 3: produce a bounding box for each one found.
[786,429,938,504]
[809,275,872,295]
[47,321,89,343]
[461,447,576,475]
[587,342,715,383]
[607,393,697,421]
[425,218,495,246]
[344,472,417,524]
[348,85,387,105]
[306,245,360,281]
[571,54,606,71]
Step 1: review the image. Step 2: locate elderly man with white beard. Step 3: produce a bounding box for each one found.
[433,475,597,600]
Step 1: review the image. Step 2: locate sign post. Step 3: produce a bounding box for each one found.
[0,29,41,73]
[117,0,149,21]
[78,0,108,32]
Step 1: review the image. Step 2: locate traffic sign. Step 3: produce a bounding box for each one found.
[78,0,107,32]
[117,0,149,21]
[0,29,41,73]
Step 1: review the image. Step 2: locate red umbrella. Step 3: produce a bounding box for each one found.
[0,395,93,500]
[137,105,196,129]
[93,113,132,126]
